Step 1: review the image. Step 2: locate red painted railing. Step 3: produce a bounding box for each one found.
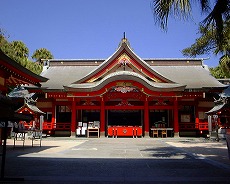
[43,122,71,130]
[179,122,208,131]
[55,122,71,130]
[43,122,52,130]
[198,122,209,130]
[43,122,209,133]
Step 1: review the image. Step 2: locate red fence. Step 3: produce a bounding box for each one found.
[43,122,71,131]
[43,122,209,134]
[179,122,208,131]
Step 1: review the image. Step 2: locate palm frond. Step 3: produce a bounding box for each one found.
[202,0,229,44]
[151,0,191,30]
[200,0,211,12]
[219,54,230,76]
[182,25,217,57]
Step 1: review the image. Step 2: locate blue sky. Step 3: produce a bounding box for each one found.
[0,0,219,67]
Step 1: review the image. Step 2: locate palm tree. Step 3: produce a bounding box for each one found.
[151,0,230,44]
[182,19,230,77]
[10,41,29,59]
[32,48,53,64]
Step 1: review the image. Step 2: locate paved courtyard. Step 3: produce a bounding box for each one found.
[2,137,230,183]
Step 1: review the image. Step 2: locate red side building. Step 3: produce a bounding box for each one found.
[31,37,226,137]
[0,50,47,95]
[0,49,48,179]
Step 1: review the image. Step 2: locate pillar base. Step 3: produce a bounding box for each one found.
[174,132,180,137]
[100,131,105,137]
[70,131,76,137]
[144,131,149,137]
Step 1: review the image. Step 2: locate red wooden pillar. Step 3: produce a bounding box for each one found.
[71,98,76,136]
[195,100,199,129]
[173,98,179,136]
[100,97,105,136]
[51,100,56,130]
[144,97,149,137]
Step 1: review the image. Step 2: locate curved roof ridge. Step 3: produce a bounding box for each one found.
[65,71,185,92]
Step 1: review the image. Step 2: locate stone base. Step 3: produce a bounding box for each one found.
[144,131,149,137]
[174,132,180,137]
[100,131,105,137]
[70,131,76,137]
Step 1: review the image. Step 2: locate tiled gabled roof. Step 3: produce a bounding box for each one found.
[152,66,226,89]
[39,38,226,91]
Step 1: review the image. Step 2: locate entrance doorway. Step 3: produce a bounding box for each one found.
[107,110,142,126]
[106,110,143,137]
[82,110,100,123]
[149,110,169,128]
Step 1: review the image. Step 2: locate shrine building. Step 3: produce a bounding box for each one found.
[31,37,226,137]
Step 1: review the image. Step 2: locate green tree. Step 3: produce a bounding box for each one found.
[151,0,230,78]
[182,20,230,78]
[32,48,53,63]
[8,41,29,66]
[209,65,230,78]
[219,54,230,77]
[0,31,46,75]
[11,41,29,59]
[0,29,8,47]
[151,0,230,44]
[0,29,12,55]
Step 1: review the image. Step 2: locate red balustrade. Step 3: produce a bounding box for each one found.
[42,122,71,131]
[179,122,208,131]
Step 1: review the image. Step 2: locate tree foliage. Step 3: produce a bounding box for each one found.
[209,65,230,78]
[151,0,230,46]
[11,41,29,59]
[182,26,217,56]
[0,30,8,46]
[151,0,230,78]
[182,20,230,78]
[219,54,230,77]
[0,30,53,75]
[32,48,53,63]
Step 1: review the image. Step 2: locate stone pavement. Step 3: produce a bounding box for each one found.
[1,137,230,183]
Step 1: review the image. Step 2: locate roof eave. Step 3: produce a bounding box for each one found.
[0,50,49,85]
